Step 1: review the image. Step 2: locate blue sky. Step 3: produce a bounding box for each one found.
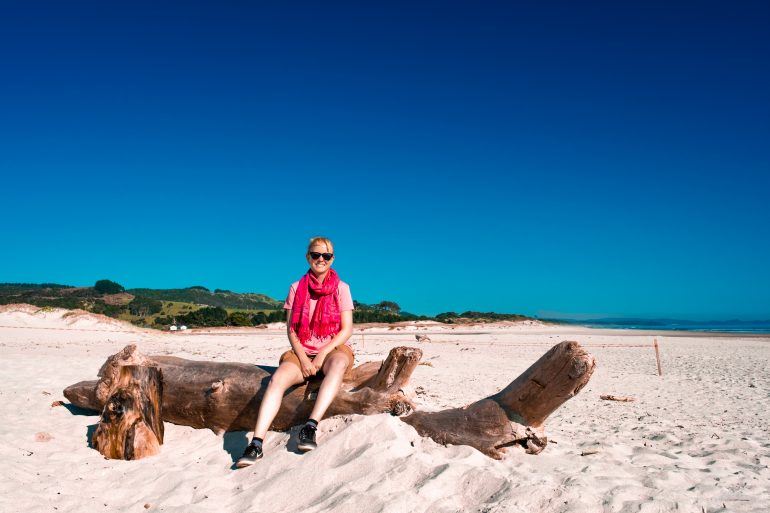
[2,1,769,319]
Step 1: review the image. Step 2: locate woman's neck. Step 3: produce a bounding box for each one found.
[310,268,329,282]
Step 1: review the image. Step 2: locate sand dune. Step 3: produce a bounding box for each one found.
[0,305,768,512]
[0,304,148,332]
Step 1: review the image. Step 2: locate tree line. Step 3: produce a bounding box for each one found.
[153,307,287,328]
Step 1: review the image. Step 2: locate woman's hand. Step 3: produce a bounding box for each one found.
[312,349,329,372]
[298,354,317,379]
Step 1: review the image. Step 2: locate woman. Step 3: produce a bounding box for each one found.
[237,236,354,467]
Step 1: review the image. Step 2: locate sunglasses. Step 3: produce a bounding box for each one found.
[309,252,334,261]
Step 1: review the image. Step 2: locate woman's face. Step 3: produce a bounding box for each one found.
[306,242,334,275]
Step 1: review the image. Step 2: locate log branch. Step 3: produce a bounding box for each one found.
[401,341,595,459]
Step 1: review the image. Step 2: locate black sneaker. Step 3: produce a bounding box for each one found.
[297,424,317,452]
[236,443,263,468]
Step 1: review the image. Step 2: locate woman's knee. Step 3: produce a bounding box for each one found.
[324,354,349,375]
[268,364,302,389]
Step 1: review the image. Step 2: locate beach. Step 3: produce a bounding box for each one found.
[0,305,768,513]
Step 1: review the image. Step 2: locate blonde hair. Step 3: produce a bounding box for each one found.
[307,236,334,255]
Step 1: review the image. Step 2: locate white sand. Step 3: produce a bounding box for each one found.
[0,305,768,513]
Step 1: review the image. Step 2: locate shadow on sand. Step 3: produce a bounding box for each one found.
[85,423,98,448]
[223,431,250,469]
[61,403,100,449]
[63,403,98,417]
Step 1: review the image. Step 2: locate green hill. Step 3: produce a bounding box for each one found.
[0,283,105,310]
[126,286,281,310]
[0,281,542,329]
[0,281,283,327]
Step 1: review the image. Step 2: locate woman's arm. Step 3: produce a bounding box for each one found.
[286,310,317,378]
[312,310,354,371]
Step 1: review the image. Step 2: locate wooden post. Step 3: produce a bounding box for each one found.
[653,338,662,376]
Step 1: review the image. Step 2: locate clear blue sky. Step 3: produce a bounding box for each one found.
[2,1,769,319]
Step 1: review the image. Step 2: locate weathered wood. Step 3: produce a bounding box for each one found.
[65,345,422,435]
[401,340,595,459]
[65,341,596,460]
[92,365,164,460]
[600,394,634,402]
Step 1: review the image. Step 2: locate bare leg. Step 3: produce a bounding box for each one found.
[252,362,304,439]
[308,353,349,422]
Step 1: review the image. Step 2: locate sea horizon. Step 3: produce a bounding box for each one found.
[553,317,770,334]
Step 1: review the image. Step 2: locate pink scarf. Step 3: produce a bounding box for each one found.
[291,268,341,343]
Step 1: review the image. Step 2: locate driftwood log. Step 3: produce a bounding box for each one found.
[64,341,594,460]
[92,365,164,460]
[402,340,596,458]
[65,345,422,436]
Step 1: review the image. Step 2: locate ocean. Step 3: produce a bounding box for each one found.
[559,319,770,334]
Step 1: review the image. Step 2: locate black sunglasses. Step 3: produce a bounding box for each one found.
[309,252,334,261]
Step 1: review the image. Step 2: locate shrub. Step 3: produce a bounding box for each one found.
[89,301,126,318]
[177,306,228,327]
[128,296,163,316]
[227,311,253,326]
[375,301,401,314]
[266,310,286,323]
[154,316,174,326]
[94,279,125,294]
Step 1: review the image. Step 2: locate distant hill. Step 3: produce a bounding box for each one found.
[0,283,103,310]
[0,281,284,328]
[0,282,281,310]
[0,281,541,329]
[127,287,282,310]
